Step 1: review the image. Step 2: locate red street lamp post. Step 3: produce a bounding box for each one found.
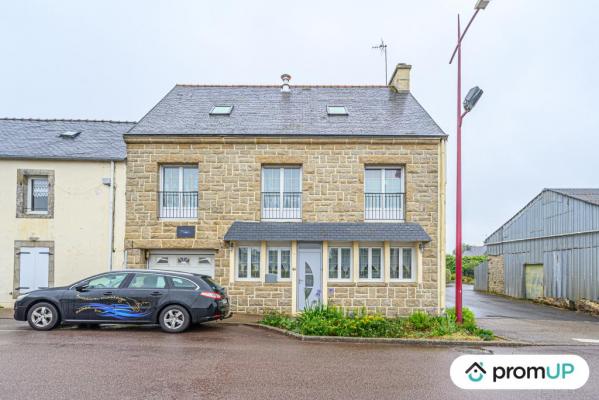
[449,0,490,323]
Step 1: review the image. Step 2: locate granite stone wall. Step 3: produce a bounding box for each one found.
[124,136,444,315]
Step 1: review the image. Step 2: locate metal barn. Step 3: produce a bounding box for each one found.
[484,189,599,300]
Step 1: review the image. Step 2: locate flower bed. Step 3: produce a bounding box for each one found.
[260,306,494,341]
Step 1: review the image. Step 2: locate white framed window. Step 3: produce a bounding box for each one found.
[267,247,291,280]
[358,247,383,281]
[27,176,49,214]
[390,247,415,281]
[261,166,302,220]
[328,247,352,281]
[159,165,198,219]
[237,246,261,280]
[364,167,404,221]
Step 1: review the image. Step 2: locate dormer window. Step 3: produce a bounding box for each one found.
[327,106,348,116]
[209,105,233,115]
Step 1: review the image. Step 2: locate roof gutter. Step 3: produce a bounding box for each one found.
[485,228,599,246]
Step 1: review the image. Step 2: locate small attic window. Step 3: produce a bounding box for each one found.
[327,106,348,116]
[59,131,81,138]
[209,105,233,115]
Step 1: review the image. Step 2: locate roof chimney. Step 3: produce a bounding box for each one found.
[281,74,291,93]
[388,63,411,92]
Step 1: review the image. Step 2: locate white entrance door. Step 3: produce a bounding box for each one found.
[19,247,50,294]
[297,243,322,311]
[148,250,215,277]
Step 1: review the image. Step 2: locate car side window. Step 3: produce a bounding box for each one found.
[170,277,197,289]
[87,273,128,289]
[127,274,167,289]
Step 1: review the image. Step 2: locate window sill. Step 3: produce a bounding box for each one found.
[159,217,198,221]
[327,278,353,286]
[356,281,386,287]
[364,219,405,223]
[388,281,417,286]
[261,218,302,222]
[234,278,261,283]
[18,212,52,219]
[264,281,291,286]
[327,280,353,286]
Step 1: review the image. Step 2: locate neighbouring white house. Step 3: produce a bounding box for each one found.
[0,118,134,307]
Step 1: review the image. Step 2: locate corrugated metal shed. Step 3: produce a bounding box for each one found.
[485,189,599,300]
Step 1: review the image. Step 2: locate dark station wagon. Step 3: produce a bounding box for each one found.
[14,270,231,333]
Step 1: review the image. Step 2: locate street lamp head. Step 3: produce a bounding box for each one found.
[475,0,490,10]
[463,86,483,112]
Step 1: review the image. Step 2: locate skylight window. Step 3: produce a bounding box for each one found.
[327,106,348,116]
[59,131,81,138]
[209,105,233,115]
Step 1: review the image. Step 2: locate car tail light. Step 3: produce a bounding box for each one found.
[200,291,223,300]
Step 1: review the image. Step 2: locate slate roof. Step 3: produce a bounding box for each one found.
[0,118,135,161]
[547,189,599,207]
[462,245,487,257]
[127,85,446,137]
[224,221,431,242]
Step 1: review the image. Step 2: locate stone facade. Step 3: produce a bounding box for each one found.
[328,283,438,317]
[487,255,505,294]
[124,136,445,316]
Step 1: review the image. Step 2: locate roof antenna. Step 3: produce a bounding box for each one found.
[372,38,388,84]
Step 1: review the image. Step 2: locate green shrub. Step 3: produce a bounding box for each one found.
[445,306,476,327]
[261,311,296,331]
[260,305,493,340]
[446,255,487,279]
[407,310,433,330]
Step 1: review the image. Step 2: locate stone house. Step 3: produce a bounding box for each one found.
[0,119,133,307]
[124,64,448,316]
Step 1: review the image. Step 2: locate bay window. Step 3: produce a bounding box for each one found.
[237,246,261,280]
[359,247,383,281]
[267,247,291,280]
[328,247,352,280]
[390,247,415,281]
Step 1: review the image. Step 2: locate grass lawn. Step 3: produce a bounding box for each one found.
[260,306,494,341]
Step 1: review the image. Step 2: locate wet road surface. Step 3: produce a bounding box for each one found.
[1,317,599,400]
[447,284,599,344]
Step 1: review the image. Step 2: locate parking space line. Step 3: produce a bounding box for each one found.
[572,338,599,343]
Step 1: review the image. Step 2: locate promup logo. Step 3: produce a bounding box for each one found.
[465,362,486,382]
[451,355,589,390]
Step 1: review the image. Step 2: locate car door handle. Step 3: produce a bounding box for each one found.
[103,291,113,296]
[150,292,163,297]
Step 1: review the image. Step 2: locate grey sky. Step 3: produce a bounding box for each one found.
[1,1,598,252]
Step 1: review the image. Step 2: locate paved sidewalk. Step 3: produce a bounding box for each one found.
[221,313,261,324]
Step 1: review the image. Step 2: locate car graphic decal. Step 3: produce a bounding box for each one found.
[75,295,152,319]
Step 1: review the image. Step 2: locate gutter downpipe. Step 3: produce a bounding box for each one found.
[108,160,115,271]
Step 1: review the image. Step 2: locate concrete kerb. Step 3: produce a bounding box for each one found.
[243,322,532,347]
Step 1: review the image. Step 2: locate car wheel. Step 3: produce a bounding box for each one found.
[27,302,59,331]
[159,305,190,333]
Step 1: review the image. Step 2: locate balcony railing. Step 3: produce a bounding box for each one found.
[262,192,302,220]
[364,193,404,221]
[158,191,198,219]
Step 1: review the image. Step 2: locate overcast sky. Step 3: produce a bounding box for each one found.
[1,0,598,252]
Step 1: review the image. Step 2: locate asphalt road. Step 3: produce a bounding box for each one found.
[447,284,599,345]
[1,316,599,400]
